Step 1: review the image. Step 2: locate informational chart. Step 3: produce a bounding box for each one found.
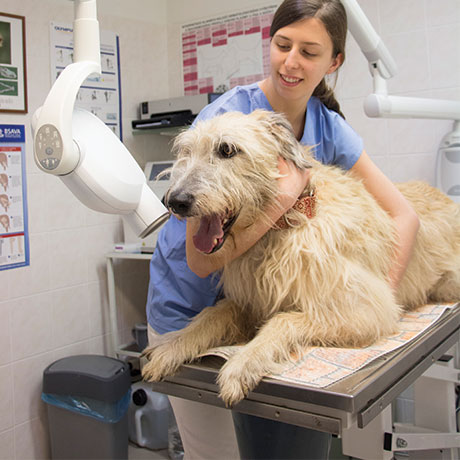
[0,124,29,270]
[50,22,123,138]
[181,6,277,95]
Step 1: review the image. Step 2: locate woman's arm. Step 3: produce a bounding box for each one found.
[186,158,310,278]
[350,150,420,290]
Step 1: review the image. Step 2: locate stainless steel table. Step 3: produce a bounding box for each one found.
[150,304,460,459]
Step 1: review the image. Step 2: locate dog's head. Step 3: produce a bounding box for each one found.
[165,110,313,254]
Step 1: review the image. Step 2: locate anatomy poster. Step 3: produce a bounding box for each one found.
[49,22,122,139]
[181,5,277,95]
[0,124,29,270]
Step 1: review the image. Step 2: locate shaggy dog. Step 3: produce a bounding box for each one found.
[142,110,460,407]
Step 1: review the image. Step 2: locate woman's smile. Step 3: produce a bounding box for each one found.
[279,73,304,86]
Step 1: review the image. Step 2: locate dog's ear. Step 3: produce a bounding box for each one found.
[252,110,313,170]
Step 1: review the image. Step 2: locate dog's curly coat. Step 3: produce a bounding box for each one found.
[142,110,460,407]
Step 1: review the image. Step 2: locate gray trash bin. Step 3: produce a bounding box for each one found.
[42,354,131,460]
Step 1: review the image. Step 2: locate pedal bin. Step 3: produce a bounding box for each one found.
[42,354,131,460]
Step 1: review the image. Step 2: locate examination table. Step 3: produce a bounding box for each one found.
[147,303,460,459]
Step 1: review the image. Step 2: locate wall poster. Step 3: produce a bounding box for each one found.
[0,124,29,270]
[181,5,278,96]
[49,22,123,139]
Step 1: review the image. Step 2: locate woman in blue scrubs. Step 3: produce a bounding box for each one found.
[146,0,419,458]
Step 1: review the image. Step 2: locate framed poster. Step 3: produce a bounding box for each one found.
[0,12,27,113]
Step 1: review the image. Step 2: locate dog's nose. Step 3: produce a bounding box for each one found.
[166,191,195,217]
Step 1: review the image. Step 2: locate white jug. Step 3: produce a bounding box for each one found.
[128,381,170,450]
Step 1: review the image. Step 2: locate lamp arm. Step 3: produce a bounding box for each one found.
[340,0,397,79]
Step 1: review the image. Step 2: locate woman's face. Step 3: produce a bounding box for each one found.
[269,17,343,103]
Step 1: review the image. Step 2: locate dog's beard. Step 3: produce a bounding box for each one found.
[193,210,238,254]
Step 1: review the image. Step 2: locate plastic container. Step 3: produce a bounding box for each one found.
[42,354,131,460]
[131,322,148,351]
[128,381,170,450]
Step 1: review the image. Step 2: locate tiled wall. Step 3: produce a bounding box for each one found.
[338,0,460,183]
[0,0,458,458]
[0,1,169,458]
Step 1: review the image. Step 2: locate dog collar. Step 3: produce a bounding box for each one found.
[274,189,316,230]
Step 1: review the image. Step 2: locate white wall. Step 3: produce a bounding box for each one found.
[0,1,169,458]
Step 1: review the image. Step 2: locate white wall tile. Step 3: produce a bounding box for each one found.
[48,229,88,290]
[390,152,437,183]
[12,352,54,425]
[14,417,51,460]
[0,366,14,432]
[337,37,374,100]
[0,429,14,460]
[0,302,11,366]
[26,174,48,235]
[43,176,87,232]
[52,341,91,362]
[427,24,460,89]
[0,270,10,303]
[385,30,431,94]
[426,0,460,27]
[387,117,437,155]
[85,223,123,283]
[9,233,50,299]
[10,293,54,361]
[379,0,426,35]
[88,279,111,337]
[87,334,113,356]
[340,98,390,156]
[51,285,91,348]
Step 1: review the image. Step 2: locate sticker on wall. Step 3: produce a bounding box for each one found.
[49,22,123,140]
[0,124,29,270]
[181,5,278,95]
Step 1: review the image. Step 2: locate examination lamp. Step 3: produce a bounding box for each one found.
[341,0,460,203]
[31,0,169,238]
[340,0,460,122]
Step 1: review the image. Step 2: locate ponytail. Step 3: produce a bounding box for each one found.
[312,78,345,119]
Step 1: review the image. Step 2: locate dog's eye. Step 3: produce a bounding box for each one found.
[218,142,237,158]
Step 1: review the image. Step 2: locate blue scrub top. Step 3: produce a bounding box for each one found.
[147,82,363,334]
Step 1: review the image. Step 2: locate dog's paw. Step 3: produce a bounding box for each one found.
[217,358,262,407]
[141,342,182,382]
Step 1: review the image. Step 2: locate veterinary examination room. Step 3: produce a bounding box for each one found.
[0,0,460,459]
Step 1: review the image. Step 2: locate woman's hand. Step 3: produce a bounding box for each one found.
[276,157,310,209]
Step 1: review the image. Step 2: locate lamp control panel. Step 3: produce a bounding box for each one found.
[35,124,63,171]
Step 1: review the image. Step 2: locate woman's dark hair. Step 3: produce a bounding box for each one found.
[270,0,347,118]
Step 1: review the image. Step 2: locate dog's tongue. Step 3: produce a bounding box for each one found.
[193,215,223,254]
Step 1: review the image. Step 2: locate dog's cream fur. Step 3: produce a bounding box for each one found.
[142,110,460,406]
